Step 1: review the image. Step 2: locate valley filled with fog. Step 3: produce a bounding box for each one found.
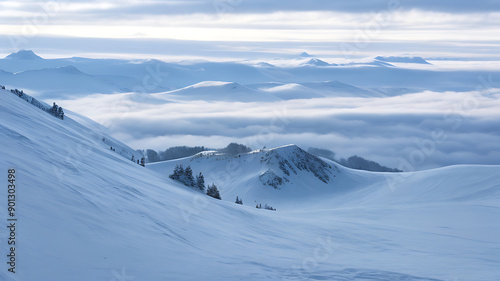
[2,50,499,170]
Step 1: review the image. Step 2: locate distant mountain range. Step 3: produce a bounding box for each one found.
[0,50,488,100]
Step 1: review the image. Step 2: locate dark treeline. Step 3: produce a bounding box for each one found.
[145,146,207,163]
[307,147,402,173]
[143,143,253,163]
[2,86,64,120]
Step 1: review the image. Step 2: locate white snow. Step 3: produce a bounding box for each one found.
[153,81,280,102]
[1,54,500,281]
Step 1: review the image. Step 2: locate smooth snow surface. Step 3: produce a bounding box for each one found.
[1,89,499,280]
[153,81,280,102]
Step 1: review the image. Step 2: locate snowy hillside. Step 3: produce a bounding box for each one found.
[148,144,500,209]
[0,66,140,99]
[1,87,500,281]
[153,81,280,102]
[250,80,382,99]
[149,145,347,208]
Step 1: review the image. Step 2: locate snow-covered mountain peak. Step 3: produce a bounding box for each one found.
[5,49,43,60]
[52,65,84,74]
[298,51,313,57]
[267,143,301,153]
[303,58,330,67]
[154,80,280,102]
[150,143,338,200]
[261,144,335,186]
[20,65,86,75]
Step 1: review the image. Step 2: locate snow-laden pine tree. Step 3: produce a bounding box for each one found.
[207,184,221,200]
[57,107,64,120]
[196,172,205,191]
[49,102,58,116]
[170,164,184,181]
[184,166,195,187]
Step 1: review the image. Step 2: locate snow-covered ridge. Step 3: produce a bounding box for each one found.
[191,81,235,88]
[149,144,343,207]
[262,144,335,185]
[0,86,141,162]
[4,49,43,60]
[153,80,280,102]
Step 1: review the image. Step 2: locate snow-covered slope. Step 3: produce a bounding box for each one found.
[149,145,348,208]
[0,66,139,98]
[250,80,382,99]
[153,81,280,102]
[256,83,326,99]
[148,145,500,209]
[1,88,500,281]
[302,80,382,97]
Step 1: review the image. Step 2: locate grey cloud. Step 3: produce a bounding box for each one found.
[103,110,500,171]
[5,0,500,21]
[3,35,500,63]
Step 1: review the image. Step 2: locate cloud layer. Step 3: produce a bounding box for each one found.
[1,1,500,60]
[60,89,500,170]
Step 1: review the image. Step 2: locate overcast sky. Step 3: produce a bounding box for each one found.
[1,0,500,59]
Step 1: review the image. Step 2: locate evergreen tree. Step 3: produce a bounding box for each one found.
[49,102,58,116]
[218,143,252,155]
[184,166,195,186]
[57,107,64,120]
[146,149,160,163]
[170,164,184,180]
[264,204,276,211]
[196,172,205,191]
[206,183,221,200]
